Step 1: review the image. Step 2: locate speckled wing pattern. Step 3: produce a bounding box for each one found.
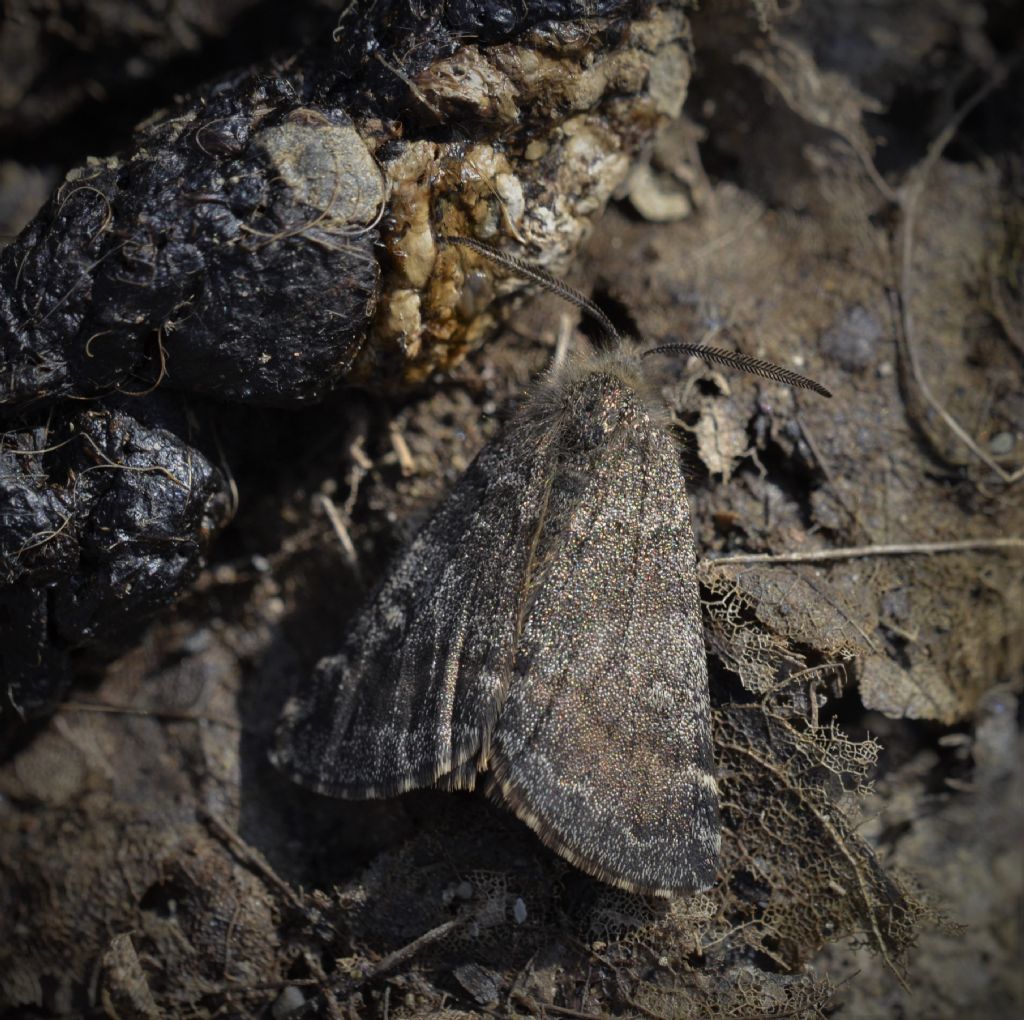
[275,354,720,893]
[490,370,719,893]
[273,419,555,798]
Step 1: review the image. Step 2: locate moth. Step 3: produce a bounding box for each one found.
[273,236,830,894]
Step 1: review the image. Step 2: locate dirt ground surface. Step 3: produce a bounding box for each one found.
[1,1,1022,1018]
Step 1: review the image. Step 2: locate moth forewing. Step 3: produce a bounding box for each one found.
[273,419,559,799]
[488,359,719,893]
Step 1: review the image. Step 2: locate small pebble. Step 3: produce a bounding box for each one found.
[513,897,528,924]
[272,986,305,1019]
[989,431,1014,456]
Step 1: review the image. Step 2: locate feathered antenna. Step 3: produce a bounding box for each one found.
[440,235,624,345]
[441,235,831,398]
[642,343,831,397]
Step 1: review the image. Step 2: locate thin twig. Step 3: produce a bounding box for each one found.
[711,537,1024,565]
[316,493,363,585]
[510,991,611,1020]
[389,422,416,476]
[366,917,465,979]
[60,700,243,730]
[290,916,469,1019]
[199,809,307,913]
[895,58,1023,484]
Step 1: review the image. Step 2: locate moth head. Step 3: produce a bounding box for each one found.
[525,349,670,444]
